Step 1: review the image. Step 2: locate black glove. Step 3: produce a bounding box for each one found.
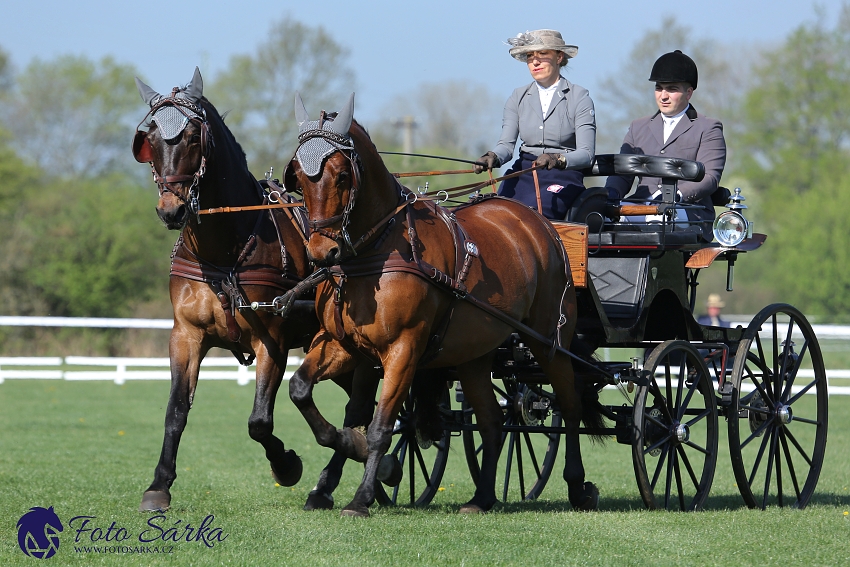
[533,153,566,170]
[474,151,499,174]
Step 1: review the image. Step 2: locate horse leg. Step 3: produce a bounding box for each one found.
[341,353,417,517]
[456,354,501,513]
[289,332,366,461]
[304,364,381,511]
[140,327,204,512]
[247,345,303,488]
[529,344,599,511]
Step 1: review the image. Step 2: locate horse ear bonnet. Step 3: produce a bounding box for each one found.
[294,92,356,177]
[138,67,204,141]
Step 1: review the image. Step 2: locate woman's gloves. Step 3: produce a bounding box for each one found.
[473,151,500,174]
[533,153,567,170]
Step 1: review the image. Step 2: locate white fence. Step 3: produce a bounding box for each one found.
[0,356,304,386]
[1,316,849,393]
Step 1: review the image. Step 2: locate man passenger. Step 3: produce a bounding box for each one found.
[605,50,726,240]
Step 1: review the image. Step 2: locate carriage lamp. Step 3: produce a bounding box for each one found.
[712,188,752,247]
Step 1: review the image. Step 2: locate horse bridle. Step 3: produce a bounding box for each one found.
[295,115,363,256]
[133,90,214,222]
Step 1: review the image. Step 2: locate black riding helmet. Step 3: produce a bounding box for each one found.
[648,50,698,89]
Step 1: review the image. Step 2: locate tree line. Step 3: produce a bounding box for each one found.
[0,9,848,356]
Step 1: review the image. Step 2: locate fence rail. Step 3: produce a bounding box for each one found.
[0,356,304,386]
[1,356,849,394]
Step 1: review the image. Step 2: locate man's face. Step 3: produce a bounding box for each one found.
[655,82,693,116]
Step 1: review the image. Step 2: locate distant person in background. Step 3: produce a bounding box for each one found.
[473,29,596,220]
[698,293,731,328]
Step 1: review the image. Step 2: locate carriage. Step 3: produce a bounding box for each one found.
[368,153,828,512]
[133,76,826,515]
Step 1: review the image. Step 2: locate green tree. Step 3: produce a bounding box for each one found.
[735,5,850,318]
[12,173,175,318]
[208,16,356,176]
[0,55,142,178]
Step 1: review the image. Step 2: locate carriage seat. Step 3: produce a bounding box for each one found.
[574,154,706,247]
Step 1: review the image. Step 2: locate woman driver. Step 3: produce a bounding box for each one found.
[474,29,596,220]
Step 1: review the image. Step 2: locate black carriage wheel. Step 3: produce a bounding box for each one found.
[633,340,719,511]
[374,386,451,507]
[462,380,561,502]
[728,304,828,510]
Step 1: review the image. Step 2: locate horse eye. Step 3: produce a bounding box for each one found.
[336,171,350,185]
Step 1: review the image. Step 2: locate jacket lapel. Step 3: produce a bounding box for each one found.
[650,111,665,148]
[662,104,698,148]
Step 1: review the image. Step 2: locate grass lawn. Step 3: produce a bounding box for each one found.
[1,379,848,566]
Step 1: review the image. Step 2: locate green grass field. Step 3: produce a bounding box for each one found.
[1,379,848,566]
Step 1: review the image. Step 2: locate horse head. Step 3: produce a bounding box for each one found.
[288,93,369,267]
[133,67,214,229]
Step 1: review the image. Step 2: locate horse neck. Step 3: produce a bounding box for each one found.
[179,149,267,265]
[348,148,402,241]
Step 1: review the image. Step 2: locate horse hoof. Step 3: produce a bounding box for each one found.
[458,504,485,514]
[571,482,599,512]
[340,505,370,518]
[376,454,403,487]
[139,490,171,512]
[304,491,334,511]
[270,450,303,487]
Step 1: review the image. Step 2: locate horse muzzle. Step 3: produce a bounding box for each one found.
[157,192,191,230]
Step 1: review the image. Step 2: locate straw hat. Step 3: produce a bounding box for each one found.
[507,30,578,65]
[706,294,725,309]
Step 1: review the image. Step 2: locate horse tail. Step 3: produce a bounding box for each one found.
[579,378,610,445]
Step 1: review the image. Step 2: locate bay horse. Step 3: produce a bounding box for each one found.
[287,93,600,517]
[132,69,376,512]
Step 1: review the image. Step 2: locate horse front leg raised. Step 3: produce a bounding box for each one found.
[289,331,368,462]
[247,341,303,488]
[139,326,205,512]
[304,363,381,511]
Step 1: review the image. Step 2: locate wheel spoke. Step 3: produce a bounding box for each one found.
[502,432,516,502]
[739,414,772,450]
[676,444,701,489]
[761,427,778,509]
[684,407,713,429]
[786,379,818,405]
[664,444,675,509]
[515,432,527,499]
[644,432,673,457]
[522,431,543,479]
[780,339,809,401]
[779,429,803,501]
[783,427,814,466]
[650,441,669,489]
[674,451,686,510]
[747,423,772,487]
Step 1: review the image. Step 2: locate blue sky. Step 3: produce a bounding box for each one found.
[0,0,841,124]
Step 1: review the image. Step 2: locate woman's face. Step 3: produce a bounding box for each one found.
[526,50,563,87]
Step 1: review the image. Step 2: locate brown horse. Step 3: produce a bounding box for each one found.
[287,93,599,517]
[132,70,376,512]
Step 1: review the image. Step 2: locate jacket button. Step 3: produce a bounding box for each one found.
[660,149,665,154]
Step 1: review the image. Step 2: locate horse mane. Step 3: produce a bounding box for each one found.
[198,96,253,180]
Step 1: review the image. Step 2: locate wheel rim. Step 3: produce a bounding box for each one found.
[728,304,828,509]
[462,379,561,501]
[633,340,719,511]
[374,388,451,507]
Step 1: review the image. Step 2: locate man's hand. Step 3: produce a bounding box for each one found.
[533,153,566,170]
[473,151,499,174]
